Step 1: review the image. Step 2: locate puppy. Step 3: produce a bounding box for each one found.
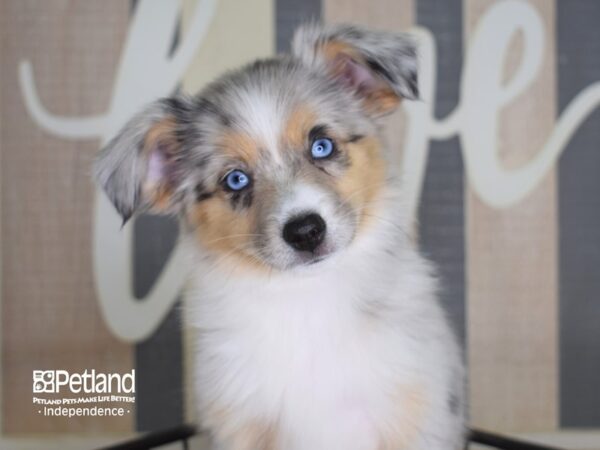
[95,23,465,450]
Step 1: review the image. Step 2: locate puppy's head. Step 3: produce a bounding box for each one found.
[95,24,417,271]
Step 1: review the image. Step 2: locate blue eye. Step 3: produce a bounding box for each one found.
[224,170,250,191]
[311,138,334,159]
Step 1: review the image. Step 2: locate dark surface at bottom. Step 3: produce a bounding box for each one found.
[99,425,565,450]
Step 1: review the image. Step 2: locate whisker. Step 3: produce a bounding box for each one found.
[339,181,386,206]
[361,212,412,241]
[202,233,264,246]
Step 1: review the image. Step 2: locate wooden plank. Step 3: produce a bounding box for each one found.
[465,0,558,431]
[323,0,414,32]
[277,0,321,53]
[416,0,467,345]
[181,0,274,95]
[557,0,600,428]
[1,0,133,433]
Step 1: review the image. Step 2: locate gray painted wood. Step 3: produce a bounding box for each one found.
[133,215,184,431]
[276,0,321,53]
[416,0,466,344]
[558,0,600,428]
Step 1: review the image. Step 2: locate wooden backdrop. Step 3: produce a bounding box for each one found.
[1,0,599,447]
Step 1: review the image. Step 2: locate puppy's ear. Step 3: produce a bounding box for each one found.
[292,23,418,116]
[94,98,189,223]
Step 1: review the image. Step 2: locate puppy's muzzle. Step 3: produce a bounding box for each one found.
[282,213,326,252]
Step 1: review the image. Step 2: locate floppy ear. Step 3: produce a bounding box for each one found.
[292,23,418,116]
[94,98,189,223]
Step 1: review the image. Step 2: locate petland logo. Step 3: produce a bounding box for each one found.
[33,369,135,394]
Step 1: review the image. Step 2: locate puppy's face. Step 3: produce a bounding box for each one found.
[95,24,418,271]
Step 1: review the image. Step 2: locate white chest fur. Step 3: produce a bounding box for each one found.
[186,234,465,450]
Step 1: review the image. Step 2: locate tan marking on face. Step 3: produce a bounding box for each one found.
[141,117,179,213]
[183,127,272,273]
[282,106,316,151]
[379,384,428,450]
[218,129,261,164]
[335,136,386,231]
[188,196,265,273]
[321,41,400,115]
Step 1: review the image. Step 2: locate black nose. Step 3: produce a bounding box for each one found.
[282,213,326,252]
